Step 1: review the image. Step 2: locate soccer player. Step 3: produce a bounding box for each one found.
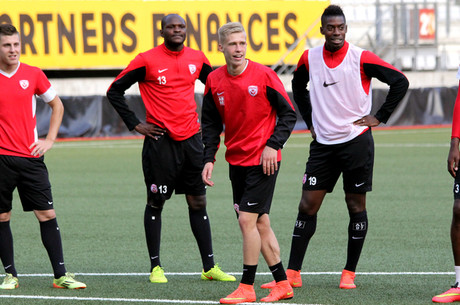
[201,22,297,304]
[0,24,86,290]
[432,65,460,303]
[261,4,409,290]
[106,14,234,283]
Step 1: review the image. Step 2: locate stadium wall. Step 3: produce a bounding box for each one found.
[35,87,458,139]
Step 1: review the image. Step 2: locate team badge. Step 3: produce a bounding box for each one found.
[150,184,158,193]
[217,92,225,106]
[248,85,258,97]
[188,64,196,74]
[19,80,29,89]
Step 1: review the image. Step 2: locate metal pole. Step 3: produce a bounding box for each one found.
[376,0,381,45]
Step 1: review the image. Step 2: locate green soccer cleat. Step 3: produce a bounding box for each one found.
[149,266,168,283]
[53,272,86,289]
[0,273,18,290]
[201,264,236,281]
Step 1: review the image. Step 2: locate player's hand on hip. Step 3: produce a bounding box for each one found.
[135,122,166,140]
[29,139,54,157]
[353,115,380,127]
[202,162,215,187]
[448,139,460,178]
[260,146,278,176]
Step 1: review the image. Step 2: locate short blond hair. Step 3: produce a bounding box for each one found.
[218,22,245,45]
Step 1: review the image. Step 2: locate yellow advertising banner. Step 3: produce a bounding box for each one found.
[1,0,329,69]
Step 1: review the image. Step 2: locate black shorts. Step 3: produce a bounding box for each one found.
[303,129,374,193]
[229,162,280,215]
[142,133,206,203]
[0,154,54,213]
[454,171,460,199]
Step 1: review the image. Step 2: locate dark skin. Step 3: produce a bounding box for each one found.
[300,15,379,216]
[448,137,460,265]
[136,14,205,210]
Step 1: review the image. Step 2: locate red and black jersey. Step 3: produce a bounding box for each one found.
[292,41,409,130]
[202,60,296,166]
[0,62,56,158]
[107,43,212,141]
[451,66,460,139]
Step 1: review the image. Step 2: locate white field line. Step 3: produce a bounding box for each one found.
[0,295,318,305]
[53,141,449,149]
[287,143,449,148]
[15,271,455,277]
[0,272,450,304]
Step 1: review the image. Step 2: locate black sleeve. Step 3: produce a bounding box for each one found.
[291,64,313,129]
[201,90,223,163]
[266,86,297,150]
[363,63,409,123]
[198,63,213,85]
[106,66,146,131]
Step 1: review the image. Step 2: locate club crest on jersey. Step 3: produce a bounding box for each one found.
[217,93,225,106]
[248,85,258,97]
[188,64,196,74]
[19,80,29,89]
[150,184,158,193]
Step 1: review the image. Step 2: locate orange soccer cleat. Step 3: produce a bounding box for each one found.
[260,269,302,289]
[260,280,294,302]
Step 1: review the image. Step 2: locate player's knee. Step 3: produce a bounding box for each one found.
[298,197,317,215]
[453,199,460,221]
[147,199,165,210]
[345,193,366,214]
[187,195,207,211]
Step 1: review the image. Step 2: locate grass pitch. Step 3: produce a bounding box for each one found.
[0,127,455,304]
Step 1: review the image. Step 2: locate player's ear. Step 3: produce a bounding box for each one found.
[218,44,223,52]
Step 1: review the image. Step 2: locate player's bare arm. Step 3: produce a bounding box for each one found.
[202,162,214,187]
[134,122,166,140]
[30,96,63,157]
[448,138,460,178]
[353,115,380,127]
[260,146,278,176]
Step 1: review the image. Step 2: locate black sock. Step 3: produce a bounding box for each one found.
[269,261,287,283]
[241,264,257,285]
[189,207,214,272]
[144,205,162,270]
[287,213,317,271]
[344,210,368,272]
[40,218,66,278]
[0,221,17,277]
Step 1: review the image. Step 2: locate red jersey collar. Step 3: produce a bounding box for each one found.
[160,43,185,56]
[322,41,349,68]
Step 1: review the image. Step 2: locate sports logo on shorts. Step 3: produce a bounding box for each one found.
[150,184,158,193]
[302,174,307,185]
[19,80,29,89]
[189,64,197,74]
[248,85,258,97]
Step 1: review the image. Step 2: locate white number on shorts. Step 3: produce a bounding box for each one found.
[455,183,460,194]
[159,185,168,194]
[308,176,317,185]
